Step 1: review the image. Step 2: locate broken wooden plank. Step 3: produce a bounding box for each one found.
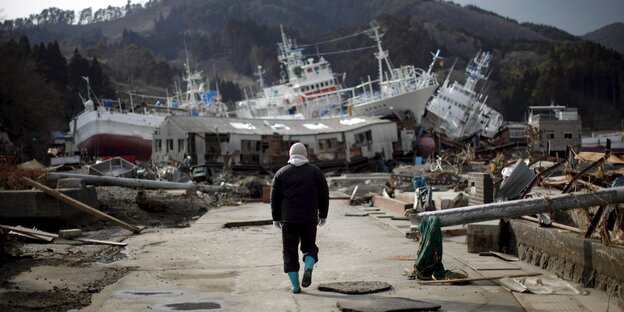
[391,216,410,221]
[417,272,542,285]
[223,219,273,228]
[0,224,59,238]
[585,205,606,238]
[21,177,143,234]
[345,212,369,217]
[520,216,582,234]
[8,231,54,242]
[73,238,128,246]
[563,141,610,193]
[373,196,412,216]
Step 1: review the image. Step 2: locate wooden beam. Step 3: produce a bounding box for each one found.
[73,238,128,246]
[21,177,143,234]
[585,205,605,238]
[417,272,542,285]
[520,215,583,234]
[0,224,58,238]
[8,231,54,242]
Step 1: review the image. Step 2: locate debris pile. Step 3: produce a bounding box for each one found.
[0,163,45,190]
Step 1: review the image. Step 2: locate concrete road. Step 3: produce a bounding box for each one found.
[75,199,621,311]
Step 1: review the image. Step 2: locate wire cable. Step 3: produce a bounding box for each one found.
[302,45,376,58]
[298,29,369,47]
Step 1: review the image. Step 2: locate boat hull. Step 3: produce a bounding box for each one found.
[79,133,152,161]
[71,109,165,161]
[351,84,437,123]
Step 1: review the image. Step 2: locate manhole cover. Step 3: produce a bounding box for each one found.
[337,297,441,311]
[318,281,392,294]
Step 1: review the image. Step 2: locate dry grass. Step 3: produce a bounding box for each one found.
[0,164,46,190]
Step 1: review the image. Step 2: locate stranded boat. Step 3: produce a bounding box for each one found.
[70,55,224,162]
[233,27,345,119]
[423,51,503,140]
[347,21,440,123]
[234,22,441,122]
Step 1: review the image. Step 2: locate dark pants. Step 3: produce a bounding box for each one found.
[281,222,318,273]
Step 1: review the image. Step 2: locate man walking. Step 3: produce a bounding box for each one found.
[271,142,329,293]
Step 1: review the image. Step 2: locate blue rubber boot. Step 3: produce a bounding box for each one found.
[302,256,315,288]
[287,272,301,293]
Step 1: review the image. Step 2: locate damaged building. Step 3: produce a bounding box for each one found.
[151,116,398,171]
[528,105,582,156]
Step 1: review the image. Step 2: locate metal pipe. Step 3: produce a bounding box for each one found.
[47,172,234,193]
[411,186,624,229]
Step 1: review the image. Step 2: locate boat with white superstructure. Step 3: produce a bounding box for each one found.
[423,51,503,139]
[233,27,345,119]
[347,21,440,123]
[70,54,225,162]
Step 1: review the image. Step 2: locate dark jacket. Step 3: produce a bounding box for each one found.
[271,163,329,223]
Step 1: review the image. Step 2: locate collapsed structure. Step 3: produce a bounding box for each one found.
[151,115,397,171]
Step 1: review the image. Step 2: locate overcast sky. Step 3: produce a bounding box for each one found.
[1,0,623,36]
[450,0,624,35]
[0,0,146,20]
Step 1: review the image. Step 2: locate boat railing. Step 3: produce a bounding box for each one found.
[234,87,348,119]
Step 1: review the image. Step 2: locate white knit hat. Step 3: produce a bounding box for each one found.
[289,142,307,158]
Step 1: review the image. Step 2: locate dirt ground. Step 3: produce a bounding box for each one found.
[0,180,262,312]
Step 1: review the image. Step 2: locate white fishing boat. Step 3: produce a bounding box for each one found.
[233,27,345,119]
[423,51,503,139]
[347,21,440,123]
[70,54,224,162]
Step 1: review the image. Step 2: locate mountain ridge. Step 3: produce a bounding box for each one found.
[583,22,624,54]
[1,0,622,131]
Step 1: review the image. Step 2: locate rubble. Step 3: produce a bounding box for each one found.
[3,124,624,310]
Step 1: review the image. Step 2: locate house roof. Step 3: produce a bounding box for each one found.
[163,116,393,136]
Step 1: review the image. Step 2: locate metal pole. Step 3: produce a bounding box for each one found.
[47,172,234,193]
[411,186,624,229]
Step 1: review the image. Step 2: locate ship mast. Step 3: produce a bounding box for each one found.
[277,25,304,85]
[183,43,196,108]
[464,51,491,92]
[368,21,394,84]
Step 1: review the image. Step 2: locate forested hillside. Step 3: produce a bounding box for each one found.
[1,0,623,161]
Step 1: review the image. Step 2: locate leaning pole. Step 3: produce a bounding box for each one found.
[411,186,624,230]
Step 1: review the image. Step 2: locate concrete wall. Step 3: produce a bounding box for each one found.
[509,220,623,306]
[0,186,99,225]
